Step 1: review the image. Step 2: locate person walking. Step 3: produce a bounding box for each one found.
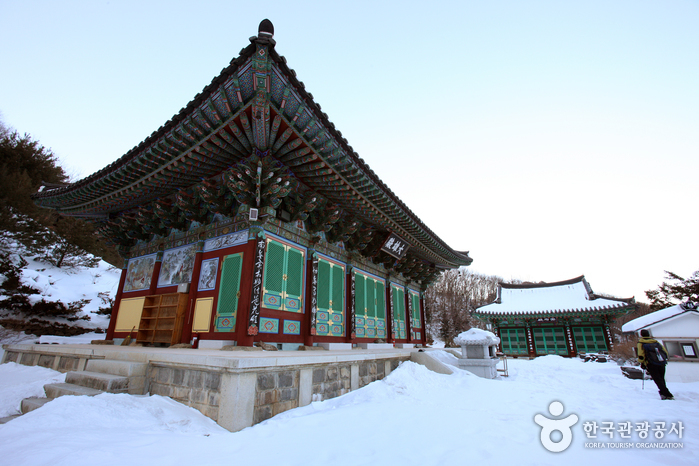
[637,329,674,400]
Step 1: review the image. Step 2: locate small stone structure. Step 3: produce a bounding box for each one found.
[453,328,501,379]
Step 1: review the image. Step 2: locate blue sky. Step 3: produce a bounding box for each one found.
[1,1,697,302]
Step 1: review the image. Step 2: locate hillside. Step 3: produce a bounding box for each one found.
[0,235,120,345]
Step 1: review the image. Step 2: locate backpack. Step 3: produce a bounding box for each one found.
[642,342,668,366]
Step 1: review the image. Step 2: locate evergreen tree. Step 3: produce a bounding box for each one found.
[0,125,121,266]
[0,130,66,235]
[645,270,699,311]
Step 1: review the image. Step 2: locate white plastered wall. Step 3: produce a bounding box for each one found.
[650,313,699,339]
[648,313,699,383]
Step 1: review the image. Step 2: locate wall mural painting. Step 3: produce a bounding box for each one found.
[123,254,157,292]
[157,244,197,287]
[198,258,219,291]
[204,230,247,252]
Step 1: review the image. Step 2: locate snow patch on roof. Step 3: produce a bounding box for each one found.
[476,279,627,315]
[621,303,697,332]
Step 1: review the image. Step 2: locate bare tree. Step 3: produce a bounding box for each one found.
[424,268,501,346]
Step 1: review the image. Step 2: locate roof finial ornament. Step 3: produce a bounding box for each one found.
[258,19,274,38]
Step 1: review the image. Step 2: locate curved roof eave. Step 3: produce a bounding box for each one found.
[32,23,472,269]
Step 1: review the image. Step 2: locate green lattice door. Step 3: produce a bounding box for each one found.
[215,253,243,332]
[315,258,345,337]
[354,272,386,339]
[500,328,528,355]
[375,280,385,338]
[262,239,305,312]
[392,285,407,340]
[572,326,608,353]
[533,327,568,355]
[409,290,421,340]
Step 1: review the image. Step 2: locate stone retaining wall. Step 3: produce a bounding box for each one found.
[147,356,409,430]
[3,349,91,373]
[255,369,300,424]
[147,365,222,421]
[2,345,411,432]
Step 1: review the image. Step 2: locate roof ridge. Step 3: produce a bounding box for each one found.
[500,275,586,289]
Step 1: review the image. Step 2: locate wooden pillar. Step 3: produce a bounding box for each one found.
[238,234,264,347]
[526,321,536,358]
[180,240,204,344]
[304,253,318,347]
[603,316,614,352]
[406,289,413,343]
[564,320,576,357]
[386,281,394,344]
[419,293,427,345]
[105,264,128,340]
[228,237,257,347]
[491,321,501,353]
[148,250,164,295]
[345,266,356,344]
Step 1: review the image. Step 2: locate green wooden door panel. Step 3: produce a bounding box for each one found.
[216,253,243,332]
[263,239,304,313]
[392,286,406,339]
[263,240,285,310]
[285,247,304,299]
[331,263,344,312]
[366,278,377,319]
[317,259,331,312]
[533,327,567,355]
[411,292,421,328]
[355,273,366,317]
[573,326,608,353]
[376,283,385,320]
[500,328,528,355]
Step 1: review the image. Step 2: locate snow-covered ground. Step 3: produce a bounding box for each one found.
[0,354,696,466]
[0,363,66,418]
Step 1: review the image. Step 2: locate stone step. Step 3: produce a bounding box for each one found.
[44,382,104,398]
[65,370,129,393]
[85,359,147,377]
[21,397,52,414]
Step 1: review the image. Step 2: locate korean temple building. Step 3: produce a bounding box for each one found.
[32,20,472,350]
[472,276,636,357]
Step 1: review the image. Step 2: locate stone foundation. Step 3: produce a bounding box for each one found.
[3,349,93,373]
[147,365,222,421]
[2,344,411,432]
[146,356,407,429]
[255,369,300,423]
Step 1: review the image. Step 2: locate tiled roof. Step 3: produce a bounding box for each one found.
[474,275,635,316]
[32,20,471,270]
